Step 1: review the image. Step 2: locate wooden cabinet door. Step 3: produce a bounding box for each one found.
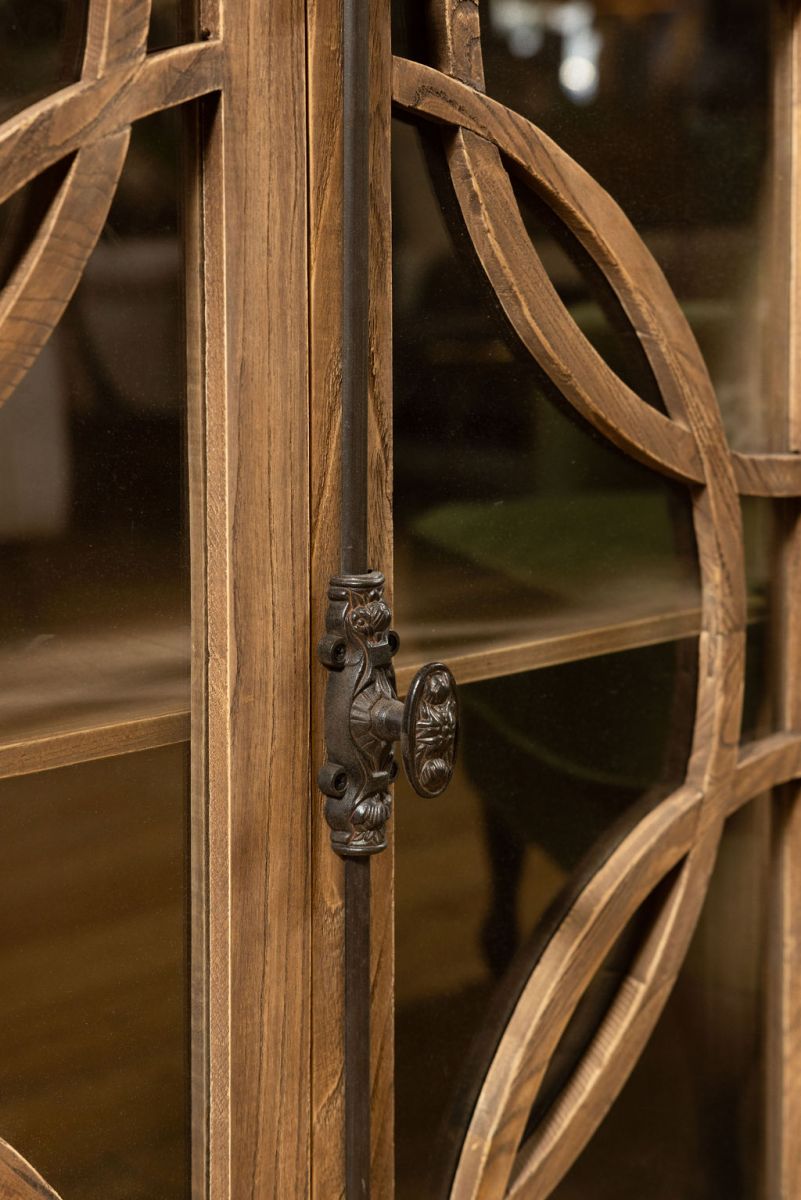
[311,1,801,1197]
[0,0,312,1196]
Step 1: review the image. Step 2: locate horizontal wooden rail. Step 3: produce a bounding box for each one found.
[0,709,190,779]
[396,605,705,691]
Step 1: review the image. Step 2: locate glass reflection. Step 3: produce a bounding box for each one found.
[0,744,190,1198]
[393,118,699,674]
[0,0,84,121]
[483,0,772,452]
[742,496,776,742]
[393,0,771,451]
[0,108,189,744]
[148,0,183,52]
[395,640,696,1198]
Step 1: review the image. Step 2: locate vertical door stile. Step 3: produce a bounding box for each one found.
[199,0,313,1192]
[769,3,801,1196]
[307,0,350,1192]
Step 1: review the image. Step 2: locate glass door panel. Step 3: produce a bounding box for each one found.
[392,0,782,1194]
[0,107,189,747]
[395,639,696,1197]
[0,0,205,1192]
[549,801,767,1200]
[0,744,190,1198]
[392,117,702,687]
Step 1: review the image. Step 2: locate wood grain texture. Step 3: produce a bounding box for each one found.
[308,0,394,1192]
[0,709,189,780]
[307,0,348,1191]
[0,0,151,404]
[731,450,801,496]
[392,8,754,1196]
[766,7,801,1195]
[0,130,129,405]
[734,732,801,810]
[0,1139,61,1200]
[395,606,704,693]
[0,0,222,410]
[392,57,705,485]
[0,3,222,1190]
[0,41,224,209]
[196,0,312,1193]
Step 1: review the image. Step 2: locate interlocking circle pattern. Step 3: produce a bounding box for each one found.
[0,0,221,412]
[393,2,801,1196]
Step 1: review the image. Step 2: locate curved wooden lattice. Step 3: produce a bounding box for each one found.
[0,0,222,1191]
[0,1138,63,1200]
[0,0,222,409]
[393,4,801,1198]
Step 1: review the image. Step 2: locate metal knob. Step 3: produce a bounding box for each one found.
[317,572,459,856]
[369,662,458,798]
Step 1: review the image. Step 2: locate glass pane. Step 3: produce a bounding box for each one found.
[479,0,771,452]
[393,119,699,677]
[0,108,189,744]
[550,800,767,1199]
[148,0,183,51]
[0,0,84,121]
[395,640,696,1198]
[743,497,775,742]
[0,743,190,1198]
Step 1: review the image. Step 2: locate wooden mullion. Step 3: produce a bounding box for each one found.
[767,3,801,1197]
[197,0,313,1191]
[307,0,347,1189]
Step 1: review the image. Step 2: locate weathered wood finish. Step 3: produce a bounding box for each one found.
[0,9,222,407]
[0,1138,61,1200]
[388,2,801,1194]
[196,0,311,1192]
[0,710,190,780]
[768,4,801,1195]
[0,0,297,1193]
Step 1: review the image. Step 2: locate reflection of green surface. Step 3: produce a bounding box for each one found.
[413,491,770,597]
[412,491,686,590]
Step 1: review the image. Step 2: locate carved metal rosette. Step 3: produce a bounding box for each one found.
[318,572,458,857]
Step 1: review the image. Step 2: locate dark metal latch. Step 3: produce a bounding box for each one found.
[318,570,459,857]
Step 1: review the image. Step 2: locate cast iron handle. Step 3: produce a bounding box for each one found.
[318,571,459,857]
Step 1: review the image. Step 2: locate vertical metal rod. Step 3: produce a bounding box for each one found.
[342,0,372,1196]
[345,858,372,1198]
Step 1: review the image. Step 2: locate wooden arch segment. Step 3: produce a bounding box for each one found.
[391,3,800,1196]
[0,1137,62,1200]
[0,0,223,408]
[393,54,801,501]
